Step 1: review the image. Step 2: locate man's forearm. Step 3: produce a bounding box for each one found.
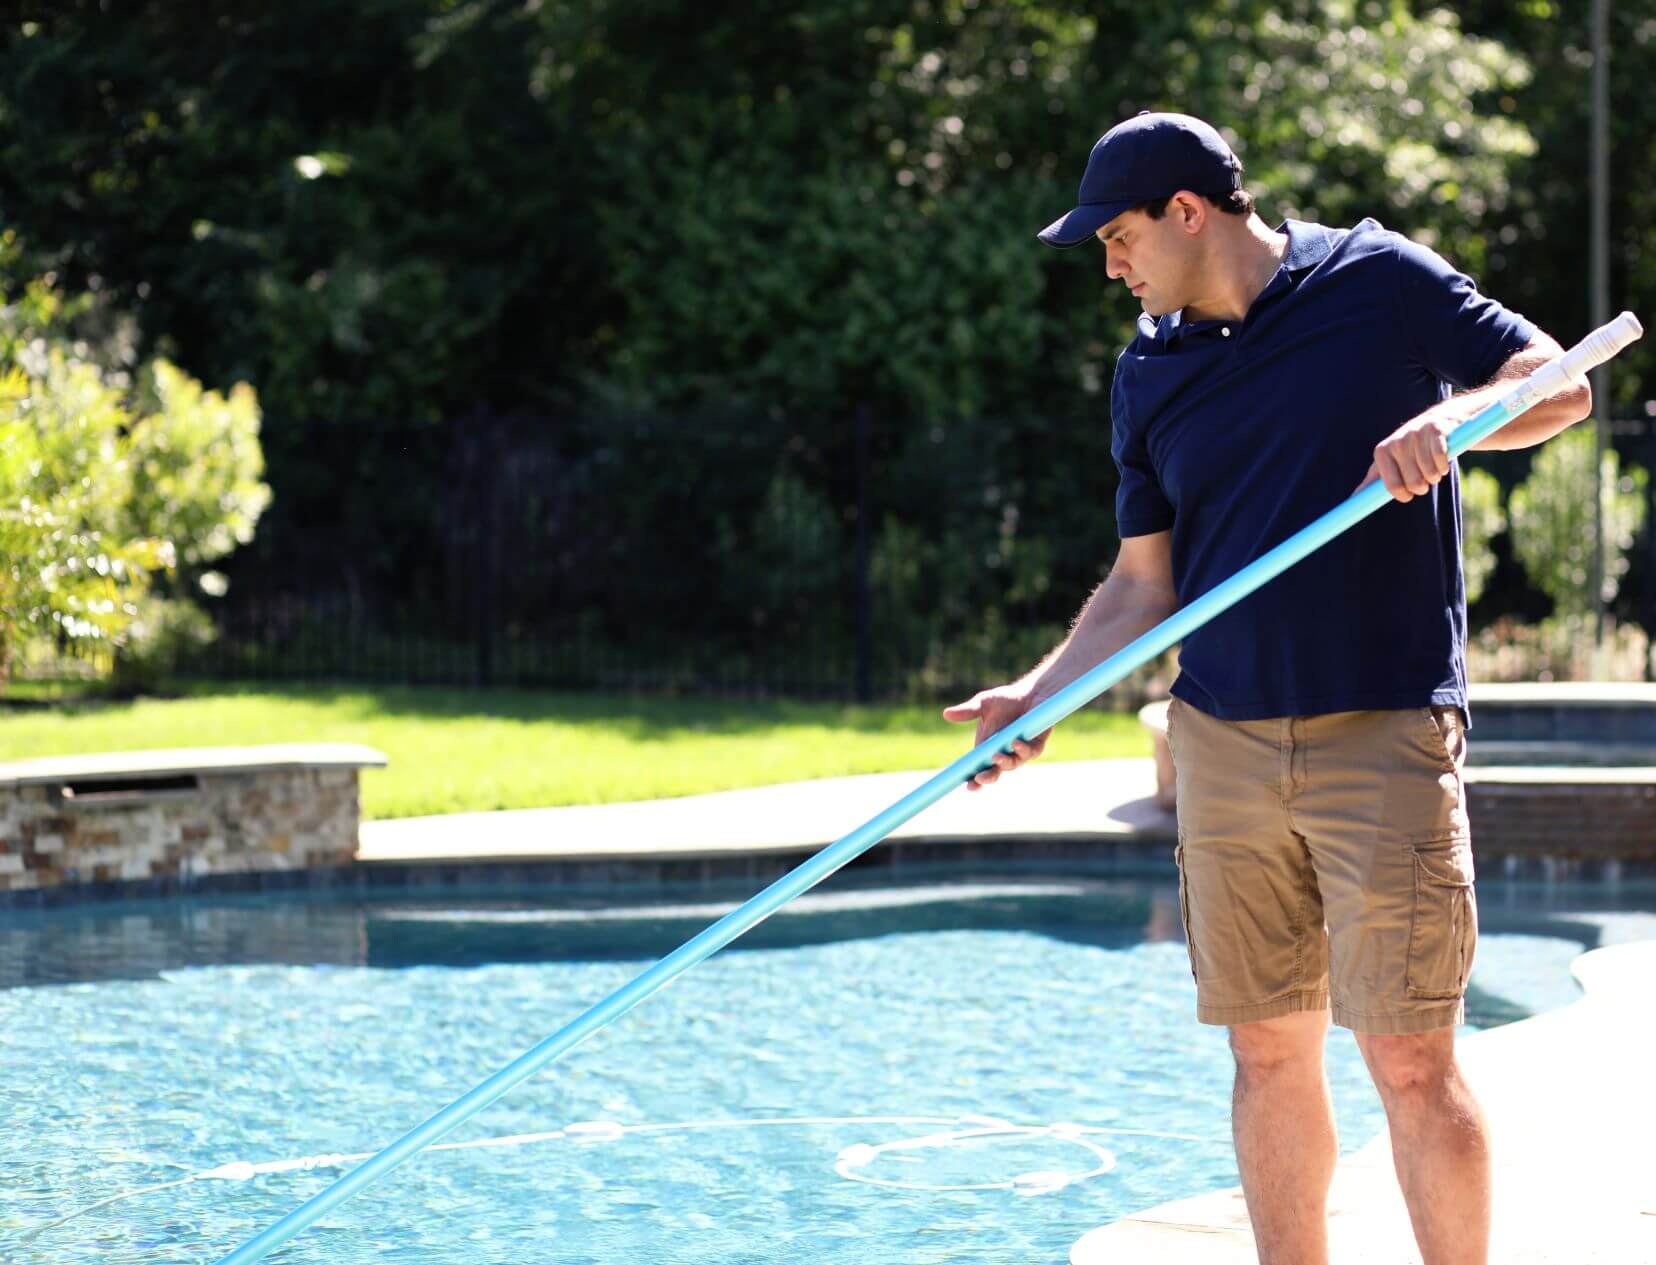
[1458,339,1593,452]
[1364,334,1595,501]
[1020,578,1176,703]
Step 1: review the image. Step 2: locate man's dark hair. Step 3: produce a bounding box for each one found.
[1133,188,1256,219]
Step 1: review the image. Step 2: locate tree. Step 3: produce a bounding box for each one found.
[0,1,1547,426]
[0,2,1602,693]
[1456,0,1655,416]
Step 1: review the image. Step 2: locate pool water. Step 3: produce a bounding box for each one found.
[2,875,1645,1265]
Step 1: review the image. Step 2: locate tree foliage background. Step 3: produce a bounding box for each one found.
[0,0,1650,693]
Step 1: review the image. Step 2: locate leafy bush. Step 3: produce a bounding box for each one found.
[1459,465,1505,607]
[1509,424,1648,618]
[124,361,271,569]
[0,277,269,693]
[110,595,220,696]
[0,355,169,689]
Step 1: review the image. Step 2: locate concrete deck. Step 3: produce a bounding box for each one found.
[1072,940,1656,1264]
[357,757,1174,863]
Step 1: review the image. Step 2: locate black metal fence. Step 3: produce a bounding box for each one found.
[174,408,1656,699]
[175,405,1161,702]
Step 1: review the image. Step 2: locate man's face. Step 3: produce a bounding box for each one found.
[1094,203,1201,318]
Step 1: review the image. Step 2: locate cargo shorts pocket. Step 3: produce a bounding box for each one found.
[1174,841,1198,983]
[1417,707,1457,771]
[1405,837,1477,1001]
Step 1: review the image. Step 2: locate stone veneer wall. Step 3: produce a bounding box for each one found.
[0,767,362,893]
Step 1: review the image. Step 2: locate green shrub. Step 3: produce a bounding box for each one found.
[0,357,168,689]
[1509,424,1648,617]
[124,361,271,569]
[1459,465,1506,607]
[111,595,220,696]
[0,277,269,693]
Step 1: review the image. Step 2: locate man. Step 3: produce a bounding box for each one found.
[943,112,1589,1265]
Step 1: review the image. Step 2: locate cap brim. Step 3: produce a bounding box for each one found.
[1037,199,1134,249]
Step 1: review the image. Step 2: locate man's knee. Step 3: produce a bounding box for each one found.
[1229,1008,1330,1077]
[1354,1027,1456,1097]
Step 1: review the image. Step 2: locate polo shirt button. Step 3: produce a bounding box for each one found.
[1221,326,1232,337]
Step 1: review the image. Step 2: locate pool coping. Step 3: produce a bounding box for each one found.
[1467,681,1656,706]
[0,743,388,786]
[1069,938,1656,1264]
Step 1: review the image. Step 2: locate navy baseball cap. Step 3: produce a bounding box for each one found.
[1037,111,1243,248]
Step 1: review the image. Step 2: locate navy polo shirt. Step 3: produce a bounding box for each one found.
[1110,218,1535,721]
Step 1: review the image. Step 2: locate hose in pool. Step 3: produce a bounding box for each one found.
[214,311,1642,1264]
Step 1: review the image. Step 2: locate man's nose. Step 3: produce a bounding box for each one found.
[1104,250,1126,280]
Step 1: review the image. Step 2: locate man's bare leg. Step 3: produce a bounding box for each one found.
[1355,1028,1491,1265]
[1229,1009,1338,1265]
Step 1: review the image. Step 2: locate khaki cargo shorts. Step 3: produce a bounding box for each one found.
[1165,698,1477,1034]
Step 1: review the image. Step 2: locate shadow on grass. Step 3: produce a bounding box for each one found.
[1,679,126,710]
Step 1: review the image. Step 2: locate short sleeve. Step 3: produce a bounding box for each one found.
[1110,366,1175,537]
[1394,236,1536,390]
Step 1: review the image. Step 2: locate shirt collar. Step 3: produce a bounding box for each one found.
[1280,217,1338,271]
[1142,218,1335,345]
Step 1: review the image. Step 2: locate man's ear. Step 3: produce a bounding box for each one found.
[1169,190,1207,234]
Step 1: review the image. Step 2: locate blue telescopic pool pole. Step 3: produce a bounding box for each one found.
[213,312,1641,1265]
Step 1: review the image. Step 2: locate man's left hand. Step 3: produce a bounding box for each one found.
[1355,416,1454,502]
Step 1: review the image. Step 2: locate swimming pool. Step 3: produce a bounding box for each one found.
[3,874,1647,1264]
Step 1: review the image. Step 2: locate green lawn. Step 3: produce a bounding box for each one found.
[0,682,1149,819]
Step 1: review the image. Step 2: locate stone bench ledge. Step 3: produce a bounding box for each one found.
[0,743,388,789]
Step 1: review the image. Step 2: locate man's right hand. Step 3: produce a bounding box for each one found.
[941,686,1052,791]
